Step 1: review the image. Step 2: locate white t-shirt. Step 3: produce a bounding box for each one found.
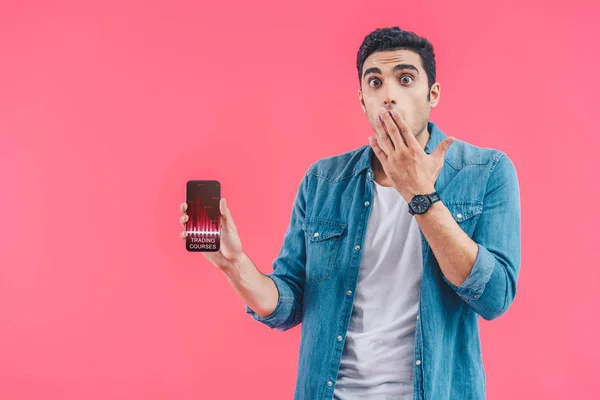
[334,180,423,400]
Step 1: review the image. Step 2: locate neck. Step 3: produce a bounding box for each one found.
[415,126,430,150]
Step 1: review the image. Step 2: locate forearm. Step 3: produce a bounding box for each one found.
[222,252,279,319]
[415,200,518,320]
[415,201,478,287]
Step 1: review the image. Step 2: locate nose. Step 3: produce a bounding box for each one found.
[383,99,396,111]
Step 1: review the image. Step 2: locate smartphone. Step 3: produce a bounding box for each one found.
[186,180,221,252]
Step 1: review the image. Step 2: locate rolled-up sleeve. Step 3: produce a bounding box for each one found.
[444,153,521,320]
[245,172,308,331]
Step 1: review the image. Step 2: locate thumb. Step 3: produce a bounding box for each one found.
[220,197,226,216]
[431,137,456,160]
[220,198,237,231]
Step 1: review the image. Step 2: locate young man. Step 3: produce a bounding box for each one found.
[179,26,521,400]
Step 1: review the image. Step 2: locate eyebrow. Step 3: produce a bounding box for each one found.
[362,64,420,80]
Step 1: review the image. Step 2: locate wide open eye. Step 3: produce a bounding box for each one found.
[400,75,414,84]
[368,77,382,88]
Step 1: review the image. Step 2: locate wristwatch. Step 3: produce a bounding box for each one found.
[408,191,440,215]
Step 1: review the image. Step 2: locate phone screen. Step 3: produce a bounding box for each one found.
[186,180,221,252]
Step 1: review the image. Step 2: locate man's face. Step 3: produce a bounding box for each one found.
[358,49,440,139]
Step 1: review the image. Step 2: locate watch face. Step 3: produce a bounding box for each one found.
[411,195,430,214]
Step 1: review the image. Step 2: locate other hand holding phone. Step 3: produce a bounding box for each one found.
[180,196,243,275]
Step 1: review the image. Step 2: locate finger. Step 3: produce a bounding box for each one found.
[431,137,456,160]
[180,214,188,228]
[380,109,406,150]
[180,230,188,239]
[390,109,420,149]
[369,136,388,162]
[374,115,394,156]
[180,202,187,213]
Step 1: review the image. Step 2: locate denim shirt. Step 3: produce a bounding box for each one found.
[245,121,521,400]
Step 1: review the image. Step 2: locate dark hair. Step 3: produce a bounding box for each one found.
[357,27,436,91]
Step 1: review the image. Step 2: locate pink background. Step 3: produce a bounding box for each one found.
[1,0,599,399]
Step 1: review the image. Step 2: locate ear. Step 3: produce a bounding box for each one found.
[358,89,366,113]
[429,82,441,108]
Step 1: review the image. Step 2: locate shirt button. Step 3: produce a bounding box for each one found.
[354,245,360,251]
[327,381,333,387]
[416,360,421,366]
[346,290,352,296]
[313,232,320,238]
[474,294,480,299]
[367,172,372,178]
[364,201,370,206]
[337,335,343,341]
[457,213,463,219]
[416,315,419,320]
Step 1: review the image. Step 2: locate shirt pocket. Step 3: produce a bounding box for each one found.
[444,202,483,237]
[301,218,346,285]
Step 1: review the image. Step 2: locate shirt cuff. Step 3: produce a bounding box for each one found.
[443,243,496,301]
[245,274,296,329]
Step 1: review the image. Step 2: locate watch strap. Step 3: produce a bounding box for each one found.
[427,191,440,204]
